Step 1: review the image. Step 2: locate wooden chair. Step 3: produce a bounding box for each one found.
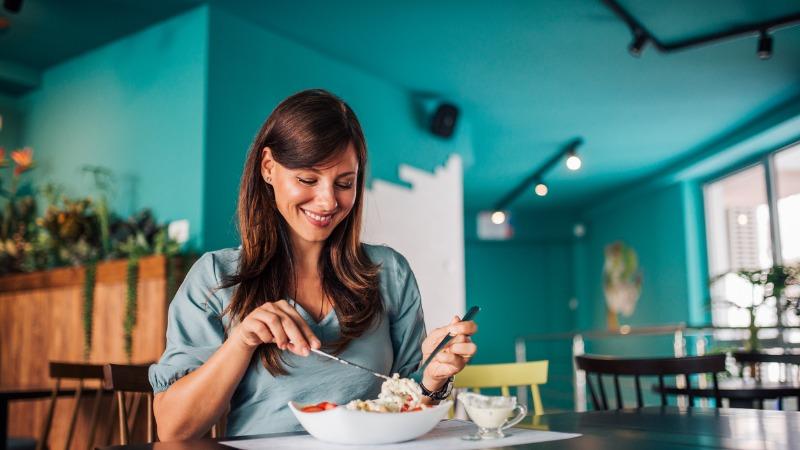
[574,354,726,410]
[454,361,548,416]
[102,364,158,445]
[102,364,223,444]
[732,351,800,410]
[37,362,107,450]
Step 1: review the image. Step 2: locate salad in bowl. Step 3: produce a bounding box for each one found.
[289,374,451,445]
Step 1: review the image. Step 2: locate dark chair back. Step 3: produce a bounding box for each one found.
[575,354,726,410]
[38,362,106,450]
[102,364,156,445]
[733,351,800,366]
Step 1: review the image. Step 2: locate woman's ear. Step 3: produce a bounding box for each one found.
[261,147,275,184]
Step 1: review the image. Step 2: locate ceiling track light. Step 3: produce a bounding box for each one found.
[602,0,800,59]
[565,147,582,171]
[757,30,773,60]
[534,182,549,197]
[3,0,23,14]
[492,137,583,211]
[628,30,648,57]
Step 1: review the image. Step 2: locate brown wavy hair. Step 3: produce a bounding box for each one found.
[221,89,383,375]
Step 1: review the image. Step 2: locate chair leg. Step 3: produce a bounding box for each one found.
[36,378,61,450]
[117,391,129,445]
[86,389,104,450]
[127,393,142,438]
[65,380,84,450]
[146,394,154,443]
[530,384,544,416]
[102,392,117,445]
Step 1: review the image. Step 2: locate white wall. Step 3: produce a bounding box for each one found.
[362,154,466,333]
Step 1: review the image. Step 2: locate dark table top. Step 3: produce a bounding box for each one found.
[100,406,800,450]
[0,384,99,401]
[654,378,800,399]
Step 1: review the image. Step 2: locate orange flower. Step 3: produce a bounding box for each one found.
[0,148,6,168]
[11,147,34,176]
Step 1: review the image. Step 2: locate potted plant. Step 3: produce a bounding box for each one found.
[711,265,800,352]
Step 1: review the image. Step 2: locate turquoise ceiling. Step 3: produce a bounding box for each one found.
[0,0,201,93]
[217,0,800,212]
[3,0,800,212]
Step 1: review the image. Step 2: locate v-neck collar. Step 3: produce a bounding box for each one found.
[288,298,337,327]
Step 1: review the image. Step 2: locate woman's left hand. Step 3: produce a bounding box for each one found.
[420,316,478,391]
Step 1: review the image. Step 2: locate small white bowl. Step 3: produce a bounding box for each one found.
[288,400,452,445]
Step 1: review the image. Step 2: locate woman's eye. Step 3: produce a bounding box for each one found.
[336,182,354,190]
[298,178,316,185]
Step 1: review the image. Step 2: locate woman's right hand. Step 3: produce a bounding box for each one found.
[232,299,321,356]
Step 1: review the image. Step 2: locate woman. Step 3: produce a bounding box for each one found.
[150,89,477,441]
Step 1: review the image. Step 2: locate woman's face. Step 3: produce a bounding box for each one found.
[262,144,359,248]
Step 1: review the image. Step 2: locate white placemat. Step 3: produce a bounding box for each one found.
[221,420,581,449]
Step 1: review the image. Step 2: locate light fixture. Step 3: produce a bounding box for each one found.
[491,137,583,210]
[602,0,800,60]
[628,30,648,57]
[737,213,749,226]
[4,0,23,13]
[566,149,582,171]
[490,211,506,225]
[757,30,773,59]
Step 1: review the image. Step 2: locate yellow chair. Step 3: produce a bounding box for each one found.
[454,360,548,416]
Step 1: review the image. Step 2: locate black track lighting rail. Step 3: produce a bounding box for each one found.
[602,0,800,55]
[493,138,582,211]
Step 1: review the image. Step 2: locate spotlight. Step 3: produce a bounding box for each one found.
[628,30,648,57]
[490,211,506,225]
[534,182,548,197]
[757,30,772,60]
[3,0,22,13]
[566,150,582,171]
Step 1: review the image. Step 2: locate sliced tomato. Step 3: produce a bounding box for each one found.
[319,402,337,410]
[301,406,324,413]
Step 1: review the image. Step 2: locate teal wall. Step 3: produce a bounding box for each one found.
[0,94,22,151]
[18,7,208,249]
[464,209,577,410]
[579,183,694,332]
[203,5,472,250]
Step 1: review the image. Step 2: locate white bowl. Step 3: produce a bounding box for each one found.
[288,400,452,445]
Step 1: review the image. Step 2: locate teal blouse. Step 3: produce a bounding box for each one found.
[148,244,427,437]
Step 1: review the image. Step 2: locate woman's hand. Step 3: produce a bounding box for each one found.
[232,299,321,356]
[420,316,478,391]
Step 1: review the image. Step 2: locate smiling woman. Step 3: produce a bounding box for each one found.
[148,89,478,441]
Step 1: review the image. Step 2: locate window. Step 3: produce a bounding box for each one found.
[774,146,800,265]
[704,143,800,332]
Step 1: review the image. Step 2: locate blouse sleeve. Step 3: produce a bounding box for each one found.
[148,252,226,393]
[387,251,427,378]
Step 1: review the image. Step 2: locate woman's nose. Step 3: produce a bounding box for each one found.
[315,184,338,211]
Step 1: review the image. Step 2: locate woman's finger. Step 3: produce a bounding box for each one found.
[447,320,477,337]
[252,310,290,349]
[275,312,312,355]
[249,322,274,345]
[276,302,322,349]
[434,351,462,367]
[448,342,477,357]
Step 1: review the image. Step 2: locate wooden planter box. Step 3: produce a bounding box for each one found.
[0,255,188,448]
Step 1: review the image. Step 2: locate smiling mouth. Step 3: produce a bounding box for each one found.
[301,208,335,227]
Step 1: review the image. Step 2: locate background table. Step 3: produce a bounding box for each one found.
[1,384,100,450]
[100,406,800,449]
[654,378,800,408]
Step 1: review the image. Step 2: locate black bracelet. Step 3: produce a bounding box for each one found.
[420,376,454,400]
